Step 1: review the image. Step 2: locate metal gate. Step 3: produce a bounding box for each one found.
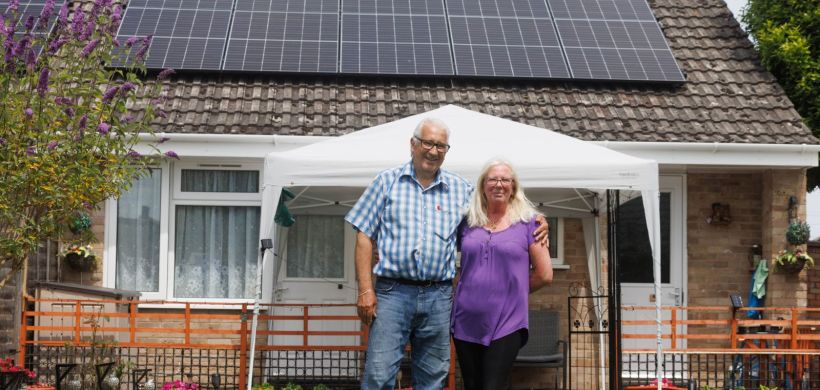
[568,283,611,390]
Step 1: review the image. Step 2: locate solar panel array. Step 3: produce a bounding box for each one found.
[112,0,685,82]
[340,0,453,75]
[224,0,338,72]
[550,0,684,81]
[116,0,232,70]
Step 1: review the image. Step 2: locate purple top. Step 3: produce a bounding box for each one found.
[451,218,537,346]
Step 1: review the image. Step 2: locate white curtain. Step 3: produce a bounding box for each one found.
[116,169,161,292]
[285,215,344,279]
[174,170,260,298]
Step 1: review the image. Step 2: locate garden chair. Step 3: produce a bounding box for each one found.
[513,309,567,390]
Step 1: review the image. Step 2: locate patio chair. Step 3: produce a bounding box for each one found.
[513,309,567,390]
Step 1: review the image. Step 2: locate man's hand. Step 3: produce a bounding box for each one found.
[357,290,377,325]
[533,214,550,247]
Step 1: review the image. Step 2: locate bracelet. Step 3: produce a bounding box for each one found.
[358,289,373,297]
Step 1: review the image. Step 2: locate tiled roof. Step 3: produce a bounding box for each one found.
[140,0,817,144]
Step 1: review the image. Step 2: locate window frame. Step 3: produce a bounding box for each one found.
[105,160,263,303]
[104,164,171,301]
[548,217,566,266]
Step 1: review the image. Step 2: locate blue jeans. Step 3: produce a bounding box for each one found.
[362,278,453,390]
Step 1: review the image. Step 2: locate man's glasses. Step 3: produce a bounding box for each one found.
[486,177,513,186]
[414,136,450,152]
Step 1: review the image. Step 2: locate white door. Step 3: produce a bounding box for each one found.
[270,214,358,378]
[619,176,686,350]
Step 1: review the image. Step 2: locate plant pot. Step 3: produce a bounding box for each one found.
[778,258,806,273]
[65,253,96,272]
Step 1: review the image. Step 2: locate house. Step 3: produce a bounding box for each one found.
[3,0,819,388]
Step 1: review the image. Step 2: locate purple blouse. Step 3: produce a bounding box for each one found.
[451,218,537,346]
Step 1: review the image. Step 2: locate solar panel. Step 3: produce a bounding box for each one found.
[549,0,684,82]
[114,0,232,70]
[447,0,569,78]
[223,0,339,72]
[340,0,454,76]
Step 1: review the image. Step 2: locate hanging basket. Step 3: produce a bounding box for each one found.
[777,257,807,273]
[64,253,97,272]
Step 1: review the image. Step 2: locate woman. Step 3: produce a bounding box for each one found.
[452,159,553,390]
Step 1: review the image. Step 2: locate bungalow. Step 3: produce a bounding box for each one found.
[2,0,818,388]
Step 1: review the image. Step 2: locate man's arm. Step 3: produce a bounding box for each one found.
[355,231,377,325]
[533,214,550,247]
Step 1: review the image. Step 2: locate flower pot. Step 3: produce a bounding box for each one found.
[65,253,96,272]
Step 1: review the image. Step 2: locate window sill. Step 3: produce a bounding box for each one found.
[553,264,570,270]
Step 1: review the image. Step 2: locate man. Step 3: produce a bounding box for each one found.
[345,118,547,389]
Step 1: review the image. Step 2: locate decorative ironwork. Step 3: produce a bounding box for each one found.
[568,282,611,390]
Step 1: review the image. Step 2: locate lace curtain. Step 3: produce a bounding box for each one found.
[174,170,260,298]
[116,169,161,292]
[286,215,345,279]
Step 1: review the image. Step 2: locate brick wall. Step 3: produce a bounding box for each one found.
[807,241,820,320]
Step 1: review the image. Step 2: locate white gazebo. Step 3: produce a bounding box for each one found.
[251,104,665,388]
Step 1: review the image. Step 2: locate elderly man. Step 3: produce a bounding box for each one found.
[345,118,546,389]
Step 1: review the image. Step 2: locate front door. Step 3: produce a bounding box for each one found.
[619,175,686,350]
[270,214,358,378]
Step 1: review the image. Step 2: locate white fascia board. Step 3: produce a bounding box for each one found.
[131,134,820,168]
[133,133,329,158]
[596,141,820,168]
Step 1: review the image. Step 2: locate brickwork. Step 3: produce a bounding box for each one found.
[761,170,808,309]
[807,241,820,320]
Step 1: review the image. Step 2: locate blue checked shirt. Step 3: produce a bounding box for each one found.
[345,161,473,281]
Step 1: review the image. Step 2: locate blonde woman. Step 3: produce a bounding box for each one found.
[451,159,553,390]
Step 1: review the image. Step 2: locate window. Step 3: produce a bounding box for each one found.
[106,161,262,301]
[115,169,162,293]
[284,215,346,279]
[547,217,564,264]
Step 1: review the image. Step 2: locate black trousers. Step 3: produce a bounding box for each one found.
[454,330,524,390]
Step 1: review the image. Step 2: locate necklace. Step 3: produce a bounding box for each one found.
[488,215,506,231]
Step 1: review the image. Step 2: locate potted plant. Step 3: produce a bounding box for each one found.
[61,244,98,272]
[775,248,814,273]
[786,220,811,245]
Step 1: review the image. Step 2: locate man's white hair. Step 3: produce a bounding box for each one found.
[412,117,451,140]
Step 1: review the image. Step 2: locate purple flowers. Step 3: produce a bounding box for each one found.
[118,82,136,98]
[135,36,152,60]
[6,0,19,13]
[48,37,68,54]
[47,140,59,150]
[54,96,73,105]
[0,138,5,146]
[71,9,84,35]
[57,4,68,28]
[37,0,55,29]
[97,122,110,134]
[164,150,179,159]
[36,67,49,97]
[78,115,88,129]
[157,68,175,80]
[102,86,119,102]
[126,150,141,158]
[26,146,36,156]
[64,107,75,117]
[80,39,100,58]
[124,36,140,47]
[156,110,168,119]
[158,136,170,144]
[24,108,33,118]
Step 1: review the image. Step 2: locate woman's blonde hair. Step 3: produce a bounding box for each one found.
[466,158,538,227]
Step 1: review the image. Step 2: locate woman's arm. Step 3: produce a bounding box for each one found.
[528,241,553,293]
